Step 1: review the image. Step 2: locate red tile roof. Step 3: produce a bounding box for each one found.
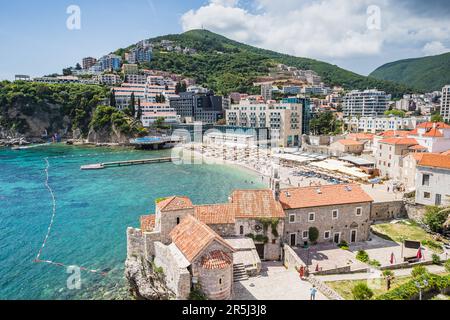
[408,145,427,150]
[378,130,410,137]
[423,128,444,137]
[279,184,373,209]
[418,153,450,170]
[156,196,193,212]
[442,150,450,156]
[201,250,233,270]
[230,189,285,219]
[417,122,450,129]
[194,204,237,224]
[140,215,156,232]
[379,138,418,145]
[347,133,374,141]
[170,215,234,262]
[336,139,364,146]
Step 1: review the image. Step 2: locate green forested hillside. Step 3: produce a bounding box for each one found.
[370,52,450,92]
[121,29,416,97]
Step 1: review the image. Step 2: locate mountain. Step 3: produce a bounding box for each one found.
[370,52,450,92]
[117,29,415,98]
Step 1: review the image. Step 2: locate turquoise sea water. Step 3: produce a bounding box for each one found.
[0,145,264,300]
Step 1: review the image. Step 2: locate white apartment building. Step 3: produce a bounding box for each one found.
[141,111,180,127]
[225,102,303,147]
[125,74,147,84]
[344,116,429,133]
[441,85,450,122]
[99,74,122,86]
[343,89,390,117]
[415,154,450,206]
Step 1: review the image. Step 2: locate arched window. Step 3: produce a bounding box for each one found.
[239,226,244,235]
[176,217,180,225]
[219,278,222,285]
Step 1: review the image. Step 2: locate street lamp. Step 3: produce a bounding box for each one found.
[415,279,428,301]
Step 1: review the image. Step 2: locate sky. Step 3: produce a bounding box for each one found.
[1,0,449,81]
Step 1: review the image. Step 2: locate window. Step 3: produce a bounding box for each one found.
[356,207,362,216]
[289,214,296,223]
[424,192,431,199]
[176,217,180,225]
[239,225,244,235]
[302,231,309,239]
[219,278,222,285]
[308,212,315,222]
[332,209,339,220]
[324,231,331,240]
[422,174,430,186]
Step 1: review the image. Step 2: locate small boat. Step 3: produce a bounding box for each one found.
[12,143,51,150]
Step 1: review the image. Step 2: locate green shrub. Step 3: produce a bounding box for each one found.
[411,265,427,278]
[352,283,374,300]
[356,250,369,263]
[432,254,441,265]
[376,273,450,300]
[445,260,450,273]
[369,259,381,267]
[338,240,349,250]
[423,206,449,233]
[309,227,319,243]
[189,285,208,300]
[382,270,394,278]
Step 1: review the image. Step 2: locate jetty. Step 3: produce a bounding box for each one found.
[81,157,180,170]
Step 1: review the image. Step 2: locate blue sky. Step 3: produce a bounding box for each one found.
[1,0,449,80]
[0,0,204,80]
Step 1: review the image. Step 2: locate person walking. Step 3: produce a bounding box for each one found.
[310,285,317,300]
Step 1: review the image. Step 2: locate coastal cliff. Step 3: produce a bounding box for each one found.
[125,256,175,300]
[0,81,147,146]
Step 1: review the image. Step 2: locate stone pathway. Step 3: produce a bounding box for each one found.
[233,262,328,300]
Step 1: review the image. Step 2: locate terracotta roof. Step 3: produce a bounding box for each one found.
[417,153,450,170]
[378,130,410,137]
[156,196,193,212]
[230,189,285,219]
[279,184,373,210]
[409,128,419,135]
[417,122,450,129]
[423,128,444,137]
[170,215,234,262]
[347,133,374,141]
[335,139,364,146]
[408,144,427,150]
[194,204,237,224]
[406,153,426,162]
[140,215,156,232]
[201,250,233,270]
[442,150,450,156]
[379,138,418,145]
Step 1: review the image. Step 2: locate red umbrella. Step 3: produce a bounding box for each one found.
[315,264,319,272]
[390,252,395,264]
[416,248,422,260]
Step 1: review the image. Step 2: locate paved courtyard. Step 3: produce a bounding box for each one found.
[233,262,328,300]
[294,242,368,272]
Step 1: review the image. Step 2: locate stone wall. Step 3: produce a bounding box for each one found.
[209,223,236,238]
[153,242,191,300]
[405,202,427,222]
[307,275,344,300]
[371,201,406,221]
[284,202,371,245]
[143,231,161,260]
[158,207,195,244]
[198,264,233,300]
[283,244,304,270]
[127,227,144,259]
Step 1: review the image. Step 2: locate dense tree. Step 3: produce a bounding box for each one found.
[310,111,341,135]
[136,98,142,120]
[110,89,116,108]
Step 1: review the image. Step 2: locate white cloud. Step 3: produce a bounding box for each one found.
[422,41,449,56]
[180,0,450,73]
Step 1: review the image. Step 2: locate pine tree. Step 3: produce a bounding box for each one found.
[110,89,116,108]
[136,98,142,120]
[129,92,136,117]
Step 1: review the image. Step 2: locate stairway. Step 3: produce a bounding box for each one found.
[233,263,249,282]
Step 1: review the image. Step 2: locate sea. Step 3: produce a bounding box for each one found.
[0,144,264,300]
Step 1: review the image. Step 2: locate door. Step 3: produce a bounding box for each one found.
[290,233,297,246]
[435,194,442,206]
[333,232,340,244]
[255,244,265,260]
[350,230,357,243]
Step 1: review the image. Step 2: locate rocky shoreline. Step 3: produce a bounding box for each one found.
[125,255,175,300]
